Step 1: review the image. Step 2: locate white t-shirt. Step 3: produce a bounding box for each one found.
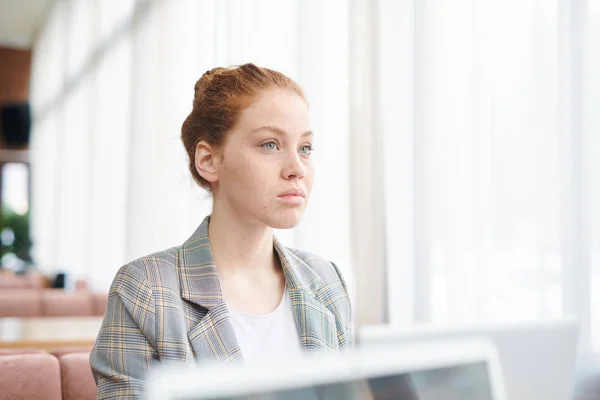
[226,286,304,364]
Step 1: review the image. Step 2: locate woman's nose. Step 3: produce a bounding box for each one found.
[281,152,305,180]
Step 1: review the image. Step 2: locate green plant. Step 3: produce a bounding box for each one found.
[0,206,31,263]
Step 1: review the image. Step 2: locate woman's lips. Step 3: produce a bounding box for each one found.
[277,194,306,205]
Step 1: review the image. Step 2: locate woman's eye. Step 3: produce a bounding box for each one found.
[300,145,313,155]
[263,141,278,150]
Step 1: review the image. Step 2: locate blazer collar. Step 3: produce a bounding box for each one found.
[178,215,223,309]
[178,215,339,360]
[178,215,328,308]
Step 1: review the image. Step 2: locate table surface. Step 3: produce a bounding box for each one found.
[0,316,103,350]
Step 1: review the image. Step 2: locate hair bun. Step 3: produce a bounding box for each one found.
[194,67,228,98]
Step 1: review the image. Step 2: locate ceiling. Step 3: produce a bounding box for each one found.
[0,0,54,49]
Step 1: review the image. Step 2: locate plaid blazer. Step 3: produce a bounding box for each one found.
[90,215,353,399]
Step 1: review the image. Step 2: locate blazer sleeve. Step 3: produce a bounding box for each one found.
[90,264,158,399]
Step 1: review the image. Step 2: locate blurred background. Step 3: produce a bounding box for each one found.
[0,0,598,352]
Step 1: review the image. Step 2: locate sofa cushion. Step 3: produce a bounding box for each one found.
[42,290,93,317]
[58,352,96,400]
[0,353,62,400]
[0,290,42,317]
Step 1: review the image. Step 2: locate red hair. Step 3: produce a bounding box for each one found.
[181,63,306,190]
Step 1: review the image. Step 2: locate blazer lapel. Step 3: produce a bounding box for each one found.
[178,215,339,363]
[274,237,339,353]
[178,216,243,364]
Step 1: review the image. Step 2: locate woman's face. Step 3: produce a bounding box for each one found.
[213,89,314,229]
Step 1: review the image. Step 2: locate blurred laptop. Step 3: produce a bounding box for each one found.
[360,317,579,400]
[146,337,507,400]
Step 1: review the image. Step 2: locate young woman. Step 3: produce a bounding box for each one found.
[90,63,353,398]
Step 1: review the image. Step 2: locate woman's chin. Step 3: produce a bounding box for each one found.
[267,211,304,230]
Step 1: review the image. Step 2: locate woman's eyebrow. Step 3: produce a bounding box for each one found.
[250,126,313,137]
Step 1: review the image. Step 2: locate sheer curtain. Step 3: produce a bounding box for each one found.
[588,0,600,351]
[30,0,600,352]
[30,0,352,292]
[373,0,596,350]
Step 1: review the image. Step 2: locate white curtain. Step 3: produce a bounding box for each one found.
[587,0,600,351]
[373,0,598,351]
[29,0,352,293]
[30,0,600,353]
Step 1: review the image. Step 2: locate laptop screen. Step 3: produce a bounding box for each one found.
[192,361,494,400]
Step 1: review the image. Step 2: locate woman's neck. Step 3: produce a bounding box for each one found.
[208,205,277,277]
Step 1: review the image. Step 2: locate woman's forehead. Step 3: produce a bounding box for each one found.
[240,90,308,121]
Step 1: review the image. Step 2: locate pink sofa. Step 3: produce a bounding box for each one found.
[51,346,93,358]
[58,352,96,400]
[0,290,42,317]
[92,293,109,317]
[42,290,94,317]
[0,272,48,290]
[0,349,95,400]
[0,353,62,400]
[0,290,108,318]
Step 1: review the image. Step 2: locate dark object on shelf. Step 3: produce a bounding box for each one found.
[1,102,31,147]
[52,272,66,289]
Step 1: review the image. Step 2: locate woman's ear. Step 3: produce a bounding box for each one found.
[194,141,221,184]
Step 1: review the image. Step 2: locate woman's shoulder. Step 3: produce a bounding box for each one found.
[282,246,349,291]
[285,246,353,346]
[110,246,182,293]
